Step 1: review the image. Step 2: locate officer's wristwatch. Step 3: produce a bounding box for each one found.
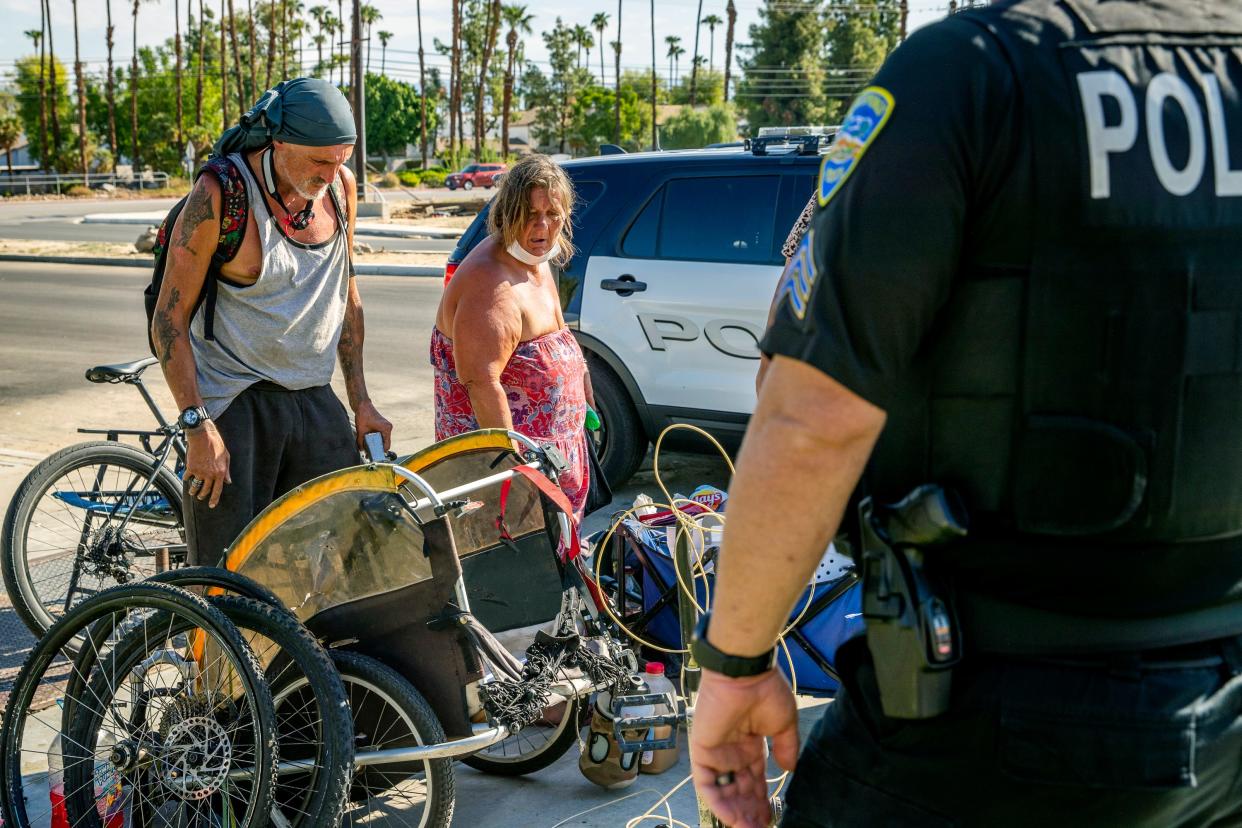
[690,612,777,678]
[177,405,211,432]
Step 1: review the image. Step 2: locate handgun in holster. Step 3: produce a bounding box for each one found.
[859,484,968,719]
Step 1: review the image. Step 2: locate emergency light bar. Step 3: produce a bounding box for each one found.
[746,125,839,156]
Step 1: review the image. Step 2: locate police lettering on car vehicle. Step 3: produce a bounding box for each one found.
[687,1,1242,826]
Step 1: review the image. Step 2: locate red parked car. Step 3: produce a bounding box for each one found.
[445,163,507,190]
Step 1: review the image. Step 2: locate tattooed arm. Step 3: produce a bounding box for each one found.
[336,164,393,451]
[154,173,232,508]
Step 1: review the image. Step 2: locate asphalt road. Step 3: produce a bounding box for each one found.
[0,260,729,517]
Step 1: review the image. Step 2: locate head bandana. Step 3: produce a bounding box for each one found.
[212,77,357,158]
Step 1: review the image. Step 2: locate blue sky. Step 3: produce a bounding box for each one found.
[0,0,948,91]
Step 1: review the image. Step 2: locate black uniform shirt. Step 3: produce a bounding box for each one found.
[759,11,1242,616]
[761,17,1027,409]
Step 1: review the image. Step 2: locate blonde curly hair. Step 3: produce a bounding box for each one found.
[487,154,577,269]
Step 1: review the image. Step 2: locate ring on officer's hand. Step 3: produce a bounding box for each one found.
[188,476,203,490]
[714,771,735,788]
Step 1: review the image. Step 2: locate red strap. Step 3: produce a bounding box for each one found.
[495,478,514,541]
[510,465,582,561]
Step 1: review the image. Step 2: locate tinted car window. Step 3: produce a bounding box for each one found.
[661,176,780,264]
[621,189,662,258]
[621,176,782,265]
[464,164,479,173]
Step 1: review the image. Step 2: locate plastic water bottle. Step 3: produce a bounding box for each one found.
[94,731,131,828]
[47,733,69,828]
[639,662,681,774]
[579,686,644,789]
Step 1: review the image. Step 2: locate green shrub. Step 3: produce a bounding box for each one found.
[420,169,448,188]
[397,170,422,187]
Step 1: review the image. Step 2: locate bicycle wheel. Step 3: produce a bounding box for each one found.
[461,695,585,776]
[213,596,354,828]
[334,650,456,828]
[0,581,278,828]
[2,441,186,636]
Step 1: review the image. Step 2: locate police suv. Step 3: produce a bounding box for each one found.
[447,129,826,486]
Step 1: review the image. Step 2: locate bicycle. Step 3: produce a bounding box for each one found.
[1,356,188,637]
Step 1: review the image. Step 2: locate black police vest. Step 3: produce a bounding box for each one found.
[870,0,1242,548]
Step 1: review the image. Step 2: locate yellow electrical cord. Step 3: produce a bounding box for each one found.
[576,423,838,828]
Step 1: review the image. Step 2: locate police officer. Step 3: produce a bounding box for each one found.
[689,0,1242,825]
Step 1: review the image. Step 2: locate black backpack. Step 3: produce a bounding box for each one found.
[144,156,250,356]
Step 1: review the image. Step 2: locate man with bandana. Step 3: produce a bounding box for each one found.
[688,1,1242,826]
[152,78,392,565]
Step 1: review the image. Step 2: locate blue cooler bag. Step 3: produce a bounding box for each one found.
[621,520,864,697]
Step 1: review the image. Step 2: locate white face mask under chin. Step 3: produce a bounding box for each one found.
[506,239,560,266]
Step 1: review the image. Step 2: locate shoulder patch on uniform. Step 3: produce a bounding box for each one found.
[774,228,817,321]
[818,86,895,208]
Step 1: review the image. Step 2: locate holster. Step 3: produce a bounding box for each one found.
[860,484,968,719]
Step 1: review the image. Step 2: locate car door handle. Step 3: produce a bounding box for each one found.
[600,275,647,296]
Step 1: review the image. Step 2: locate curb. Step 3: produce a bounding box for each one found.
[0,254,443,278]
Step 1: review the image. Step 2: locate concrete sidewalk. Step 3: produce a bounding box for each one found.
[80,211,465,240]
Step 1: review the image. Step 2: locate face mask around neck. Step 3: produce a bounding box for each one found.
[506,238,560,266]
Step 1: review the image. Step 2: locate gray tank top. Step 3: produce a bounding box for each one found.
[190,152,350,418]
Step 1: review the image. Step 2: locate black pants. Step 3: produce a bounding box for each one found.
[782,637,1242,827]
[184,383,359,566]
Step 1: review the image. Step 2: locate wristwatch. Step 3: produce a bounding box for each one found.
[690,612,777,678]
[177,405,211,432]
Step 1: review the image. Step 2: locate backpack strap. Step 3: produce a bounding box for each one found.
[327,176,355,278]
[196,156,250,340]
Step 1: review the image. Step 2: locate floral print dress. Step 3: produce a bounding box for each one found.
[431,326,590,521]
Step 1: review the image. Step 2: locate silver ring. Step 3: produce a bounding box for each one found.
[714,771,735,788]
[188,477,203,490]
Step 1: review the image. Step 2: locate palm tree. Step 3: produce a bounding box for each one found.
[614,0,621,142]
[312,33,327,76]
[103,0,118,153]
[673,44,685,84]
[72,0,87,176]
[309,5,328,74]
[649,0,656,149]
[221,0,230,127]
[474,0,502,159]
[23,28,46,165]
[45,0,62,158]
[246,0,258,97]
[573,23,591,70]
[591,12,609,84]
[688,0,703,104]
[501,4,533,158]
[228,0,247,112]
[175,0,184,147]
[723,0,736,103]
[701,13,722,74]
[377,29,392,73]
[449,0,460,157]
[416,0,428,167]
[335,0,345,84]
[131,0,144,172]
[194,0,206,125]
[0,115,22,174]
[361,3,380,74]
[665,35,680,88]
[266,0,277,88]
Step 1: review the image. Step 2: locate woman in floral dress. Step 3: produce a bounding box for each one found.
[430,155,593,521]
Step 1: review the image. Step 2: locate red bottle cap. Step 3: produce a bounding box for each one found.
[644,662,665,675]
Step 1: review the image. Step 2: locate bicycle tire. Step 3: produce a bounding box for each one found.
[213,595,354,828]
[333,649,456,828]
[1,440,185,636]
[0,581,278,828]
[461,695,585,777]
[148,564,287,612]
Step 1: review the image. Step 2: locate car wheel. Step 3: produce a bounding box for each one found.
[447,181,457,190]
[463,180,475,190]
[587,357,648,488]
